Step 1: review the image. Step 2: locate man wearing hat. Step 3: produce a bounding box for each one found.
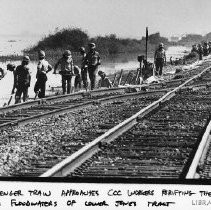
[34,50,52,98]
[84,43,101,90]
[14,56,31,104]
[54,50,74,94]
[154,43,166,76]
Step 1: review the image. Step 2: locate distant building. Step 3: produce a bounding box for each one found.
[170,36,181,42]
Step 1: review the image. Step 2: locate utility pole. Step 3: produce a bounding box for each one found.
[146,27,148,63]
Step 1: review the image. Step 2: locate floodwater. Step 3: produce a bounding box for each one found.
[0,36,191,106]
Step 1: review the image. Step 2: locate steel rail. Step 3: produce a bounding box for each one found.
[186,121,211,179]
[41,66,211,177]
[0,84,149,115]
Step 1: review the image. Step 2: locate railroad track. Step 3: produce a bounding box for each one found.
[1,59,211,177]
[6,90,165,176]
[69,89,211,179]
[40,64,211,179]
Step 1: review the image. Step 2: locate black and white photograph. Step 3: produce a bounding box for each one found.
[1,0,211,209]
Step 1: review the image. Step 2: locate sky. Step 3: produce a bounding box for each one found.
[1,0,211,39]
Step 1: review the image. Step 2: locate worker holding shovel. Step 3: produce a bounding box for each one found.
[6,63,16,105]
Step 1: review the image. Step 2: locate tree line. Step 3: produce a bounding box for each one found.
[26,27,172,55]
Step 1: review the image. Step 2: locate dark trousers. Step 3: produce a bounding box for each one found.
[199,53,203,60]
[62,74,73,94]
[155,58,164,76]
[15,85,29,104]
[34,74,47,98]
[75,75,81,89]
[88,66,98,90]
[81,67,88,89]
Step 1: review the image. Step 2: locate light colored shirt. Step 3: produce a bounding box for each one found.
[37,59,52,76]
[154,49,166,60]
[55,57,74,74]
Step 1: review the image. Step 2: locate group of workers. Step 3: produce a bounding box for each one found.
[1,42,168,104]
[4,42,113,104]
[191,41,211,60]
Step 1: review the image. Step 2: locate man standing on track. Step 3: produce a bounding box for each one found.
[14,56,31,104]
[154,43,166,77]
[79,47,88,90]
[197,44,203,60]
[54,50,74,94]
[34,50,53,98]
[84,43,101,90]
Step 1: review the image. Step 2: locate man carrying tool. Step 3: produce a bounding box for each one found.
[6,63,16,105]
[7,63,16,92]
[154,43,166,77]
[0,67,7,80]
[84,43,101,90]
[98,71,112,88]
[34,50,52,98]
[54,50,74,94]
[79,47,88,90]
[14,56,31,104]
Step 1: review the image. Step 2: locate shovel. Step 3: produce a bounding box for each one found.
[7,94,14,106]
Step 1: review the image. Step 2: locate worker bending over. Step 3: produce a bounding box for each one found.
[98,71,112,88]
[0,67,7,80]
[7,63,16,94]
